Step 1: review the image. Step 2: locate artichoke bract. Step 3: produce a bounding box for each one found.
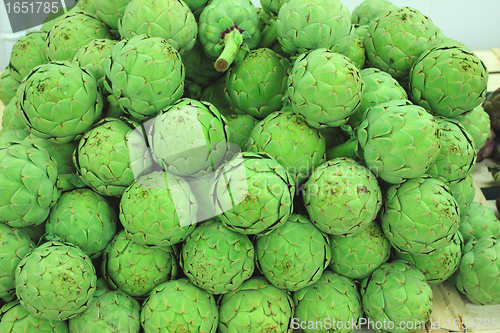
[73,117,153,197]
[119,0,197,54]
[15,241,97,321]
[364,7,439,80]
[198,0,261,72]
[455,236,500,305]
[276,0,354,55]
[211,152,295,235]
[104,35,184,121]
[68,290,141,333]
[360,260,433,333]
[293,271,362,333]
[7,31,47,83]
[381,176,460,254]
[329,222,392,280]
[102,230,178,299]
[93,0,131,35]
[1,96,25,131]
[351,0,398,26]
[0,141,59,228]
[357,100,441,184]
[395,231,463,284]
[287,48,364,128]
[224,48,291,119]
[426,118,476,182]
[447,174,475,215]
[453,105,490,152]
[409,45,489,117]
[46,188,118,258]
[45,11,113,61]
[18,61,103,143]
[0,69,20,106]
[226,113,258,150]
[303,158,382,236]
[0,225,34,300]
[0,128,30,147]
[256,214,331,292]
[120,171,198,247]
[218,276,294,332]
[180,218,254,295]
[246,109,326,185]
[141,279,218,332]
[147,98,234,178]
[459,202,500,243]
[0,301,70,333]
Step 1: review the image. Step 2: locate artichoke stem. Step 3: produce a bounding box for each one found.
[326,138,359,160]
[215,29,244,72]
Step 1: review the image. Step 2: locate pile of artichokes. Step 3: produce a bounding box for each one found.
[0,0,497,331]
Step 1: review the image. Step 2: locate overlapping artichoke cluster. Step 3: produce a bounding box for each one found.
[0,0,498,331]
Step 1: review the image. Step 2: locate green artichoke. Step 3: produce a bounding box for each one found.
[356,100,441,184]
[93,0,131,35]
[183,0,210,16]
[361,260,433,333]
[120,171,198,247]
[329,222,392,280]
[261,0,289,16]
[180,218,254,294]
[286,48,364,128]
[459,202,500,243]
[7,31,47,83]
[119,0,197,54]
[141,279,219,332]
[102,230,178,298]
[409,45,489,117]
[303,157,382,235]
[0,141,59,228]
[453,105,491,152]
[218,276,294,332]
[0,225,34,300]
[68,290,141,333]
[201,77,238,117]
[224,48,290,118]
[17,60,103,143]
[343,34,366,70]
[0,128,30,147]
[183,41,224,89]
[226,113,258,150]
[256,214,331,291]
[46,188,118,258]
[381,176,460,254]
[104,34,185,121]
[211,152,295,235]
[73,117,153,197]
[245,109,326,185]
[0,69,20,106]
[364,7,440,80]
[275,0,354,55]
[0,301,69,332]
[395,231,463,284]
[15,240,97,321]
[455,236,500,305]
[348,68,408,129]
[147,98,234,178]
[351,0,398,26]
[45,11,113,61]
[426,118,476,182]
[293,271,362,333]
[2,96,26,130]
[447,174,475,215]
[198,0,261,72]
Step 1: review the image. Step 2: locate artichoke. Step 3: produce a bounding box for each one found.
[0,141,60,228]
[0,128,30,147]
[360,260,433,333]
[381,176,460,254]
[119,0,197,54]
[483,87,500,131]
[120,171,198,247]
[218,276,294,332]
[224,48,291,119]
[0,301,69,332]
[329,222,392,280]
[226,113,258,150]
[15,241,97,321]
[17,60,103,143]
[104,34,185,121]
[211,152,295,235]
[2,96,26,130]
[261,0,289,16]
[275,0,354,55]
[459,202,500,243]
[303,157,382,235]
[73,117,153,197]
[453,105,491,152]
[409,45,489,117]
[293,271,362,333]
[447,174,475,215]
[93,0,131,35]
[200,77,237,117]
[287,48,364,128]
[183,0,210,16]
[7,31,47,83]
[0,69,20,106]
[183,41,224,90]
[256,214,331,291]
[351,0,398,26]
[246,109,326,185]
[180,218,254,295]
[343,34,366,70]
